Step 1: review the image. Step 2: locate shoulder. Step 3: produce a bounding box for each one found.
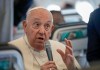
[9,37,24,46]
[93,8,100,14]
[91,8,100,17]
[49,40,65,51]
[88,8,100,26]
[49,40,65,46]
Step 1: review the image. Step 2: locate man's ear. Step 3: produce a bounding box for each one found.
[49,25,54,37]
[22,20,27,33]
[51,25,54,32]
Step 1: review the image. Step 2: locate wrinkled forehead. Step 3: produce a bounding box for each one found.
[26,7,53,23]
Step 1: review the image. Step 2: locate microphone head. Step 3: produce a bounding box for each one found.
[45,40,51,48]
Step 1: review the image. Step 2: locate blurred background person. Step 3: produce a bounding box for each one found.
[86,7,100,66]
[14,0,34,35]
[49,10,65,39]
[62,3,74,9]
[50,10,65,26]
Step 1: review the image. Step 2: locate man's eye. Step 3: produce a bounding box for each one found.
[45,24,50,31]
[47,24,50,27]
[32,22,40,28]
[35,23,39,26]
[45,24,49,28]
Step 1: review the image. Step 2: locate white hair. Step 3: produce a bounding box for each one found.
[26,7,53,23]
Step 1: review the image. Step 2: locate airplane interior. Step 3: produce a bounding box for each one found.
[0,0,100,70]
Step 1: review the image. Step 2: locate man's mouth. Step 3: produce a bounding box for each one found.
[37,37,44,40]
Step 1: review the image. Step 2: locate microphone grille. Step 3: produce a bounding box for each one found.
[45,40,51,48]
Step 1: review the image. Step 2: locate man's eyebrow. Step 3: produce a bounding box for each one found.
[47,21,52,23]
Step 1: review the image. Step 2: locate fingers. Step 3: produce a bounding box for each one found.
[65,38,73,55]
[57,39,73,60]
[46,61,57,69]
[57,39,75,69]
[57,49,65,60]
[65,45,73,55]
[41,61,57,70]
[47,64,57,69]
[67,54,74,62]
[44,61,55,65]
[65,38,72,48]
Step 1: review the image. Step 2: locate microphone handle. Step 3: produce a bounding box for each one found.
[46,47,53,61]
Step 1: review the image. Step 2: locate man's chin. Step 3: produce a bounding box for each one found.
[34,43,44,50]
[35,42,44,46]
[34,40,45,46]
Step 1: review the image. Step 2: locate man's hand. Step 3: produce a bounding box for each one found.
[57,39,76,70]
[40,61,57,70]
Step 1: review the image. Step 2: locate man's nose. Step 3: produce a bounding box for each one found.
[38,26,45,35]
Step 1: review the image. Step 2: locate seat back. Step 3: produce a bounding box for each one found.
[0,43,25,70]
[52,23,87,56]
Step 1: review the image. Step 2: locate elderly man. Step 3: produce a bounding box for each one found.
[9,7,80,70]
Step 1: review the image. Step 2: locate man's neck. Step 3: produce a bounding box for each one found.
[31,44,45,52]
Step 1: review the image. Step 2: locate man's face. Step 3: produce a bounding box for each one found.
[23,9,54,47]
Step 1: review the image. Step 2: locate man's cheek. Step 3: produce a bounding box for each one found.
[48,32,51,37]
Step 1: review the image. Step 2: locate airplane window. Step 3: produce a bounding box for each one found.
[61,9,82,23]
[64,15,81,23]
[75,1,94,23]
[47,4,61,11]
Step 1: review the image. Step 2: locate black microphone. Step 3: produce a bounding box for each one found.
[45,41,53,61]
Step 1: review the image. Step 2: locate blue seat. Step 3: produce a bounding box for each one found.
[0,43,25,70]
